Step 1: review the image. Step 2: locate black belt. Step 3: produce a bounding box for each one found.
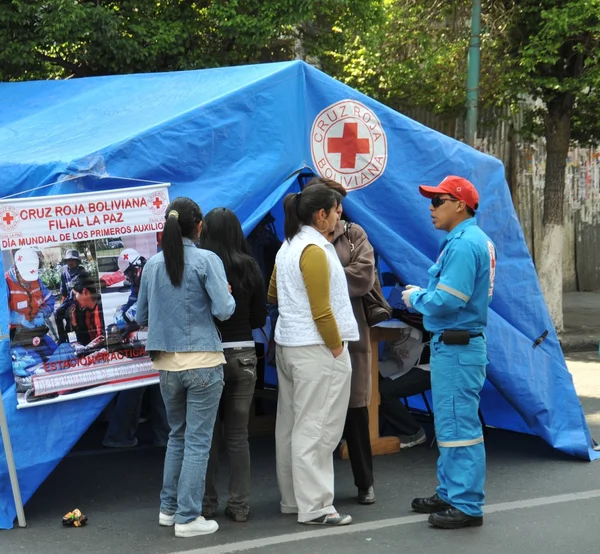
[439,330,484,345]
[437,331,483,337]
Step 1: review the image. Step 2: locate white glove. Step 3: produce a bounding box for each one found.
[401,286,422,309]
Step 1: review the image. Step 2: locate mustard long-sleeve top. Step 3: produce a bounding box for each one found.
[268,245,342,350]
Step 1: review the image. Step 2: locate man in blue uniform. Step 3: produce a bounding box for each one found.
[402,176,496,529]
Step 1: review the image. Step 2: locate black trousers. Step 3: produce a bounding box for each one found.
[343,406,374,491]
[379,368,431,436]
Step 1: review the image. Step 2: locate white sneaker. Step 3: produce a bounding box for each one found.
[159,512,175,527]
[175,516,219,538]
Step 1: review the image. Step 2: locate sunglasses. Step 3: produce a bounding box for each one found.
[431,196,459,208]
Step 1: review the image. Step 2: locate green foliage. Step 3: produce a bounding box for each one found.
[0,0,324,80]
[2,0,599,147]
[39,266,61,292]
[317,1,512,117]
[506,0,600,145]
[319,0,600,145]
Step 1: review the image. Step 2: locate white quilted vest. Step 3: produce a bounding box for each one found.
[275,225,359,347]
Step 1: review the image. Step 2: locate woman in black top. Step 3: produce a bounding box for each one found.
[199,207,267,523]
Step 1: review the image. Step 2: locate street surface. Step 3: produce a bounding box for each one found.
[2,351,599,554]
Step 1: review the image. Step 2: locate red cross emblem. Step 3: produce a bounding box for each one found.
[0,207,19,231]
[17,256,22,262]
[30,269,35,275]
[148,191,168,215]
[123,253,129,260]
[311,100,388,191]
[327,123,370,169]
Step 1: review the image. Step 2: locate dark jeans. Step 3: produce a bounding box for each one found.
[203,347,257,516]
[379,367,431,436]
[103,385,170,447]
[343,406,374,491]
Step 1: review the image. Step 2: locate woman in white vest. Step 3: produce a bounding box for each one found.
[268,184,359,526]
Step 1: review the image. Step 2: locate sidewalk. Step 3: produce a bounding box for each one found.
[560,292,600,353]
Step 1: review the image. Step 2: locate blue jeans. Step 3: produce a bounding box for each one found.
[159,366,224,524]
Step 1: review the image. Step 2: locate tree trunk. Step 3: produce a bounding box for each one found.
[538,95,573,332]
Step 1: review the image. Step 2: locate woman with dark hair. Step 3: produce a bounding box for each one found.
[304,176,378,505]
[268,184,359,526]
[136,197,235,539]
[199,207,267,523]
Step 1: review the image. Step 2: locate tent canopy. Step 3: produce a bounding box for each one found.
[0,60,596,530]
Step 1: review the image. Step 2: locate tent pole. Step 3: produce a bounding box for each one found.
[0,393,26,527]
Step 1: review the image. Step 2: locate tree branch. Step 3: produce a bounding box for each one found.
[35,52,85,77]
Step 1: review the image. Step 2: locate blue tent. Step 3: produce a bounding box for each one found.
[0,60,597,530]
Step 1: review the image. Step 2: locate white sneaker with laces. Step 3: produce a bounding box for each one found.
[159,512,175,526]
[175,516,219,537]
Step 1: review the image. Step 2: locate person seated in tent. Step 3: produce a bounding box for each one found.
[6,247,57,361]
[55,248,86,344]
[378,324,431,449]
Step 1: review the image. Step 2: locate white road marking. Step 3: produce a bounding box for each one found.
[171,489,600,554]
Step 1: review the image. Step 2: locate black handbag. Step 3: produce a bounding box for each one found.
[344,222,392,327]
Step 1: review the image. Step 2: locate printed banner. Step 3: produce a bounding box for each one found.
[0,184,170,408]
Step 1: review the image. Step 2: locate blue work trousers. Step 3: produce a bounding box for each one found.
[430,335,487,517]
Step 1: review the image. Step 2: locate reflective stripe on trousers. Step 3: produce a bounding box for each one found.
[430,335,487,517]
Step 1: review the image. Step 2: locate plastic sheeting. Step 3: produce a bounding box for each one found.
[0,60,597,530]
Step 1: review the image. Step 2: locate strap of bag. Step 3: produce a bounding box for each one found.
[344,221,355,252]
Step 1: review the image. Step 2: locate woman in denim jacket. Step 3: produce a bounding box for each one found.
[136,197,235,538]
[199,207,267,523]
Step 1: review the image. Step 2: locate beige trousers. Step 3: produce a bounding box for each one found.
[275,343,352,522]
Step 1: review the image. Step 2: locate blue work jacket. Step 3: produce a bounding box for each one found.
[410,219,496,334]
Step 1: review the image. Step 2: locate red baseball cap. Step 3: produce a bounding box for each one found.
[419,176,480,211]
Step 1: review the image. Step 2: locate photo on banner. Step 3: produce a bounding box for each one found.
[0,183,170,408]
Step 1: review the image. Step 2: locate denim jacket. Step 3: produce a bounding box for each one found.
[136,238,236,352]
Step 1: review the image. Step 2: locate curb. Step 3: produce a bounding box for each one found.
[559,337,599,354]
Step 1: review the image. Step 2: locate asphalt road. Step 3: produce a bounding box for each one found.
[2,351,599,554]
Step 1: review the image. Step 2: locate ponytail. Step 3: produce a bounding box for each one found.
[283,193,302,241]
[162,197,203,287]
[283,185,342,241]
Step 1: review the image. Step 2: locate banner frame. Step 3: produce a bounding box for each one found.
[0,182,170,206]
[0,390,26,527]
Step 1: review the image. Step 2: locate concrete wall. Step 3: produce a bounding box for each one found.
[508,143,600,292]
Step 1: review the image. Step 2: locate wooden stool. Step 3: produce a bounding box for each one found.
[340,322,412,458]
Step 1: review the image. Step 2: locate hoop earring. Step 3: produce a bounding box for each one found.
[316,219,329,233]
